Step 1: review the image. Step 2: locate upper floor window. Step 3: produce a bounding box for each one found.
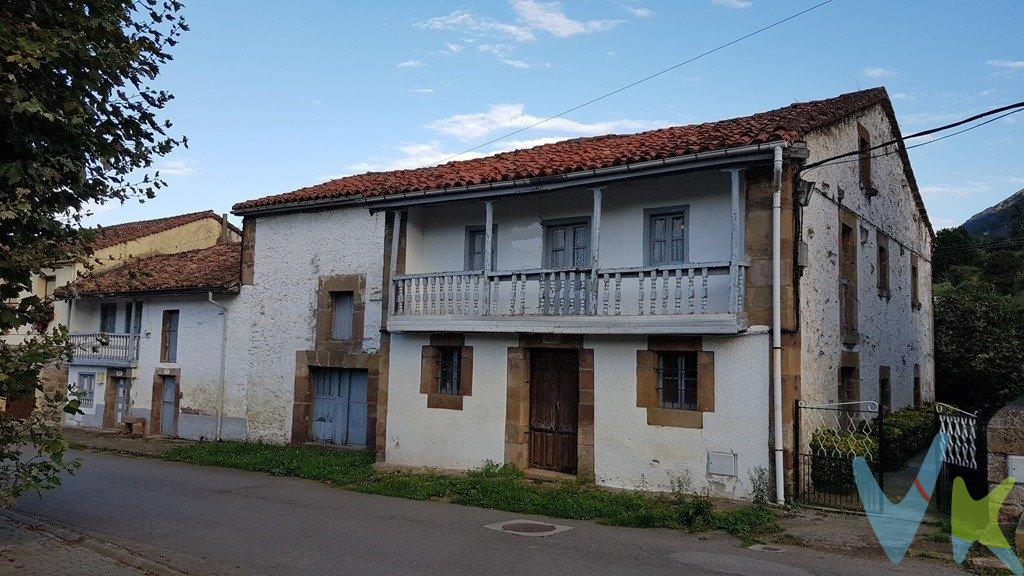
[42,275,56,298]
[330,291,353,340]
[464,226,496,271]
[656,351,698,411]
[124,301,143,334]
[161,310,180,363]
[100,303,117,333]
[858,123,872,191]
[544,220,590,269]
[436,346,462,396]
[646,207,688,265]
[910,253,921,309]
[876,231,890,298]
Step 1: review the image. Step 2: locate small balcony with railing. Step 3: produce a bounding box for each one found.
[386,169,750,335]
[68,332,140,367]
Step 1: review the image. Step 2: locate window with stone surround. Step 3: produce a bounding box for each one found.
[910,252,921,309]
[330,291,353,340]
[420,334,473,410]
[858,123,872,192]
[636,337,714,428]
[876,230,890,298]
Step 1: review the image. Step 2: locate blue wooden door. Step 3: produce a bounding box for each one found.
[160,375,177,436]
[311,369,367,446]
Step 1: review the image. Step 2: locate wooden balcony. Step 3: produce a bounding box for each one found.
[68,332,140,366]
[388,261,748,334]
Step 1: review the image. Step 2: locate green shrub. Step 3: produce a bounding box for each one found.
[808,428,877,495]
[879,408,935,471]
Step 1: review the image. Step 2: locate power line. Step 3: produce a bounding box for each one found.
[433,0,836,166]
[801,102,1024,173]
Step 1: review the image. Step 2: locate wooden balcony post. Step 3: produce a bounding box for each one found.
[484,200,494,315]
[728,169,741,313]
[591,187,603,314]
[389,210,402,315]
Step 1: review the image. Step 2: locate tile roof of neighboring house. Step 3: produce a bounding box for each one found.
[59,243,241,297]
[233,87,927,231]
[90,210,240,250]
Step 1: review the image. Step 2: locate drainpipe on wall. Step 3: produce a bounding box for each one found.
[771,145,786,505]
[207,291,228,441]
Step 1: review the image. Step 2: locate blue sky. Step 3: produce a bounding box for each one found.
[89,0,1023,230]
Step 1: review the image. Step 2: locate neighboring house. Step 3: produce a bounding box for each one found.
[3,210,239,347]
[222,86,933,500]
[57,243,244,439]
[2,210,240,418]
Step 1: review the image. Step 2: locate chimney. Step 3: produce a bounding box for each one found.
[218,213,230,244]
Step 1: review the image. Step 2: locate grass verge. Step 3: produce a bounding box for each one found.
[163,441,778,544]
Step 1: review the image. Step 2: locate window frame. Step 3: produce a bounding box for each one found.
[100,302,118,334]
[330,291,354,340]
[542,217,591,269]
[643,205,690,266]
[435,346,462,396]
[857,123,872,191]
[124,301,143,334]
[876,230,891,298]
[655,351,698,411]
[463,225,497,271]
[75,372,96,408]
[161,310,180,363]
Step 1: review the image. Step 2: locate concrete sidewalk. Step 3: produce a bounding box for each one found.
[0,511,150,576]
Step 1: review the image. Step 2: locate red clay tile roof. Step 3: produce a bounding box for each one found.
[60,243,241,297]
[91,210,239,250]
[234,87,916,216]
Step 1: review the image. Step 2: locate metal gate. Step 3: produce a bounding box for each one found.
[795,401,884,511]
[934,403,987,514]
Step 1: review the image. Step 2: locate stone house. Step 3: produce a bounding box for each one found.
[57,242,244,439]
[2,211,239,417]
[193,87,933,500]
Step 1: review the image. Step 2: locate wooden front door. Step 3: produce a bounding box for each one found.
[311,368,367,446]
[529,349,579,474]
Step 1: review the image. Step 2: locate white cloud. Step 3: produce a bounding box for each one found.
[622,5,653,18]
[511,0,620,37]
[343,136,579,174]
[414,9,536,42]
[424,102,660,141]
[156,159,198,177]
[890,92,913,101]
[411,88,435,94]
[932,217,964,230]
[986,59,1024,69]
[396,59,426,68]
[901,111,960,126]
[477,44,534,69]
[711,0,752,9]
[863,67,897,78]
[920,181,990,199]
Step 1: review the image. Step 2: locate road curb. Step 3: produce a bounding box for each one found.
[1,508,191,576]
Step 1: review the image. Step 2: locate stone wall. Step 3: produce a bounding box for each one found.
[987,398,1024,536]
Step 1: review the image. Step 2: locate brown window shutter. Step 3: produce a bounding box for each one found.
[459,346,473,397]
[696,351,715,412]
[636,350,658,408]
[420,346,438,394]
[160,312,170,363]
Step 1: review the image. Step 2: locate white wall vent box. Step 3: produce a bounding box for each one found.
[707,452,737,477]
[1007,456,1024,483]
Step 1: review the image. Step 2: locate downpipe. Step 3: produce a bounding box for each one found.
[207,292,228,441]
[771,145,786,505]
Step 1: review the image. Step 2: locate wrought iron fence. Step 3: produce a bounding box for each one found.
[795,400,884,512]
[933,402,988,514]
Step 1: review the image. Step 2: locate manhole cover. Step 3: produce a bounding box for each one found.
[502,522,557,533]
[484,519,573,537]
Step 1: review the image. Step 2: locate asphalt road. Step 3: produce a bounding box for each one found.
[13,451,959,576]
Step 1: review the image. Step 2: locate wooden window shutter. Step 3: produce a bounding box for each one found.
[459,346,473,397]
[420,346,439,395]
[696,351,715,412]
[636,350,658,408]
[160,312,170,363]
